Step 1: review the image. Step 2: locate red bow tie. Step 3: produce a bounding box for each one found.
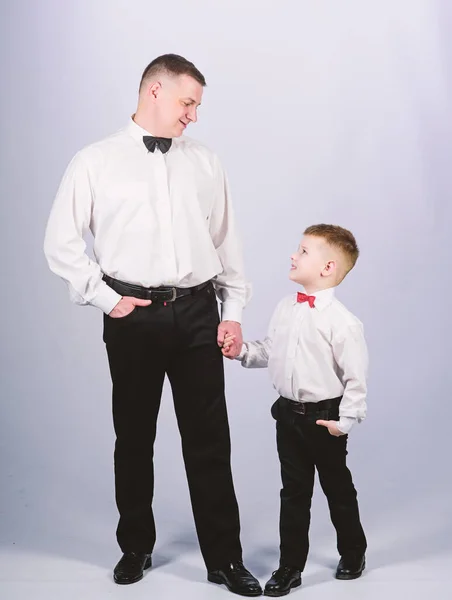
[297,292,316,308]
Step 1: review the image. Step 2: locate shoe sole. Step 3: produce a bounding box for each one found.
[114,556,153,585]
[335,562,365,580]
[207,573,263,597]
[264,579,302,597]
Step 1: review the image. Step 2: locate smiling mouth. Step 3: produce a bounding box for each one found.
[179,120,187,128]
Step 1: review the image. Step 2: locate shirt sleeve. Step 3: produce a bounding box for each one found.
[209,154,251,324]
[332,323,368,420]
[336,416,357,434]
[236,300,282,368]
[43,151,122,314]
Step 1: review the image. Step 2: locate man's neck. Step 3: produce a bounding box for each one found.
[133,110,160,137]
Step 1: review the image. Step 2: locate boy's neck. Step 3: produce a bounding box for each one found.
[302,282,336,296]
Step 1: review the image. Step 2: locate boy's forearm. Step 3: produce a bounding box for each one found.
[235,341,270,368]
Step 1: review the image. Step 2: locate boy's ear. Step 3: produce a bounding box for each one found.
[322,260,336,277]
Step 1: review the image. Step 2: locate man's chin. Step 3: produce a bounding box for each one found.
[175,122,188,136]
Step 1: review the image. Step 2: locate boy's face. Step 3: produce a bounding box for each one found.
[289,235,332,287]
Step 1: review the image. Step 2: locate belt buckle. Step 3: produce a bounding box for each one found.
[290,400,306,415]
[151,287,177,303]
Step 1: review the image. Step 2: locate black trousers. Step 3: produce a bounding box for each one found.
[271,397,367,570]
[103,282,242,570]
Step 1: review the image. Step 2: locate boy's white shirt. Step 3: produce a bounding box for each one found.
[237,287,368,434]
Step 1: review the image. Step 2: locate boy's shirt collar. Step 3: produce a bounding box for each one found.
[292,286,336,311]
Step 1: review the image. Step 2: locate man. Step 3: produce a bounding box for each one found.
[44,54,261,596]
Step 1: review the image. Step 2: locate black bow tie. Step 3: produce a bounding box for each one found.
[143,135,172,154]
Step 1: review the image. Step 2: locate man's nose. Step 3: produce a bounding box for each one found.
[187,107,197,123]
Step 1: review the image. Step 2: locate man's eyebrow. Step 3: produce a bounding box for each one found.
[183,97,201,106]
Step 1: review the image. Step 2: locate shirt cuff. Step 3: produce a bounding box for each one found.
[235,343,248,361]
[336,416,357,435]
[221,300,243,324]
[90,282,123,314]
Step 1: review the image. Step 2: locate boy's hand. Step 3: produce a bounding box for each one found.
[221,334,237,359]
[316,420,345,437]
[217,321,242,359]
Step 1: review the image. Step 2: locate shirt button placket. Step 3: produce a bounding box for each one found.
[153,151,177,282]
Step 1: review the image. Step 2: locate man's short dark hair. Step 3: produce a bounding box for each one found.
[139,54,206,91]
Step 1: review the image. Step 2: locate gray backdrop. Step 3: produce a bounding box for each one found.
[1,0,451,594]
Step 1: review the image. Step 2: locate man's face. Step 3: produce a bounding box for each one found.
[152,74,203,138]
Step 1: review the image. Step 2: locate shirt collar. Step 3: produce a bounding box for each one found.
[293,286,336,311]
[126,116,155,146]
[126,116,181,153]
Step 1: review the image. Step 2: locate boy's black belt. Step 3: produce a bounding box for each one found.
[103,274,211,303]
[283,396,342,415]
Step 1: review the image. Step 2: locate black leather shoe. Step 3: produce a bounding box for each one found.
[335,553,365,580]
[208,560,263,596]
[113,552,152,584]
[264,566,302,597]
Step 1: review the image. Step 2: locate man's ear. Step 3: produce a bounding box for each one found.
[147,81,162,100]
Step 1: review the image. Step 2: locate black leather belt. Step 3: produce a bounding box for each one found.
[103,274,211,303]
[285,396,342,415]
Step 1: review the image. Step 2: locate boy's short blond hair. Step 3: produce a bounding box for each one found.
[304,224,359,281]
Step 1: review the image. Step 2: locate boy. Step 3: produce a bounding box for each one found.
[223,224,368,596]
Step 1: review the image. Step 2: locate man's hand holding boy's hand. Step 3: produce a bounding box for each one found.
[218,322,242,359]
[221,332,240,359]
